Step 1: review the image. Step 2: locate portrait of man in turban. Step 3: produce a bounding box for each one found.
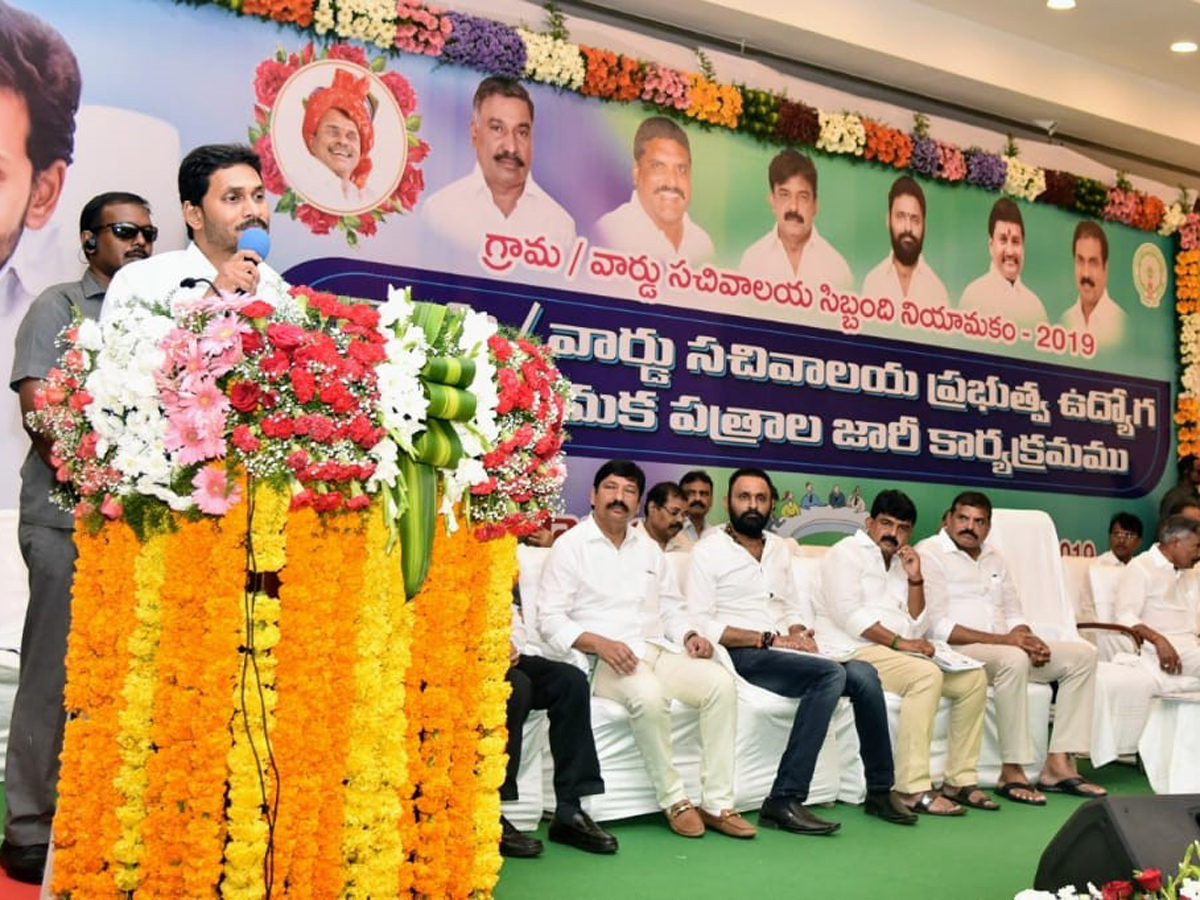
[300,68,376,207]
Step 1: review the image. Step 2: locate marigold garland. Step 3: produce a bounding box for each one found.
[338,507,410,898]
[272,507,361,898]
[110,532,168,892]
[137,517,245,895]
[52,522,141,898]
[221,590,280,900]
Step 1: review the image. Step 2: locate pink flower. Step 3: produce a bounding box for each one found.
[99,494,123,520]
[165,416,226,466]
[191,464,242,515]
[201,313,246,356]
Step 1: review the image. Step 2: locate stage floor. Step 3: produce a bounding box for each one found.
[495,761,1154,900]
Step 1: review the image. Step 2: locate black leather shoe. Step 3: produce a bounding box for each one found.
[500,815,544,858]
[548,810,618,854]
[758,797,841,835]
[0,840,47,884]
[864,790,918,826]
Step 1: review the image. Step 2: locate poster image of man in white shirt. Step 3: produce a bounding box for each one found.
[536,460,755,840]
[958,197,1048,328]
[860,176,948,309]
[421,76,575,257]
[593,116,714,265]
[1059,220,1127,349]
[738,149,851,291]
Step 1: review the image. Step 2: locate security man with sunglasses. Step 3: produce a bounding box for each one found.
[3,192,154,884]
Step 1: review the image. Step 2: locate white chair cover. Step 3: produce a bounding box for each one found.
[0,509,27,779]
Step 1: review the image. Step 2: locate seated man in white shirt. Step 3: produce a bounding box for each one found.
[680,469,718,544]
[633,481,693,553]
[421,76,575,258]
[958,198,1048,328]
[1115,514,1200,679]
[689,468,917,834]
[1059,221,1127,349]
[820,490,989,817]
[537,460,755,839]
[918,490,1103,805]
[502,598,616,857]
[593,117,714,265]
[738,149,851,291]
[1078,512,1144,622]
[860,176,949,309]
[102,143,292,322]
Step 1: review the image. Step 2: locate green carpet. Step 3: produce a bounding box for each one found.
[495,762,1153,900]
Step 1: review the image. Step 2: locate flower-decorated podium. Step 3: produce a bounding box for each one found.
[34,284,569,897]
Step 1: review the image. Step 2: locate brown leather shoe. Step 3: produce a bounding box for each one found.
[665,799,705,837]
[698,807,757,839]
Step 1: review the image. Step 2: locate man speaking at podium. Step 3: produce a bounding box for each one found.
[102,143,292,321]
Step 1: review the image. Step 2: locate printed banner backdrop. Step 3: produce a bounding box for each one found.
[6,0,1181,552]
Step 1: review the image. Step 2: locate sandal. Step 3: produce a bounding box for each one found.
[1036,777,1106,798]
[941,783,1000,811]
[994,782,1047,806]
[909,790,965,817]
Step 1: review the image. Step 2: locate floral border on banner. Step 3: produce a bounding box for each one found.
[250,41,428,244]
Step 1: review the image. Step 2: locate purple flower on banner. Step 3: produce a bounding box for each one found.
[909,136,939,178]
[965,149,1007,192]
[443,12,526,77]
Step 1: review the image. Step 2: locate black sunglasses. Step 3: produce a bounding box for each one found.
[93,222,158,242]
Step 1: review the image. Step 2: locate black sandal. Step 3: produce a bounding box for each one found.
[994,782,1047,806]
[1036,777,1106,797]
[942,784,1000,811]
[910,790,965,817]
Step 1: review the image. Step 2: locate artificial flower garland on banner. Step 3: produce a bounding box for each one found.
[39,280,570,897]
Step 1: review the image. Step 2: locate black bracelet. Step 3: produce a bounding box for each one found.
[762,631,776,649]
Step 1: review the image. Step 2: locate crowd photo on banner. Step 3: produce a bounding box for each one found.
[4,0,1200,898]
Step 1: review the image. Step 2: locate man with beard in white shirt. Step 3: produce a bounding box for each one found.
[1059,221,1127,349]
[959,198,1047,328]
[688,469,917,833]
[738,150,851,291]
[593,117,714,265]
[537,460,755,840]
[422,76,575,258]
[861,176,948,310]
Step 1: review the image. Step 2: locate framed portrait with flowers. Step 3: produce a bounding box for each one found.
[249,43,429,245]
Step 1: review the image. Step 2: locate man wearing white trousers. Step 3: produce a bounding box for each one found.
[918,490,1105,806]
[537,459,755,839]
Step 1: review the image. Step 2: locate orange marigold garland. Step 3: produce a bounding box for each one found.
[272,507,361,898]
[52,522,141,898]
[137,517,245,895]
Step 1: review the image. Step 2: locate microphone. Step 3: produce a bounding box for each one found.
[180,276,218,291]
[237,226,271,263]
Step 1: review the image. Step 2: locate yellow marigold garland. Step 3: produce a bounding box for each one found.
[250,479,290,572]
[53,522,141,898]
[339,506,411,898]
[470,534,517,895]
[222,590,281,900]
[138,517,245,895]
[111,532,168,892]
